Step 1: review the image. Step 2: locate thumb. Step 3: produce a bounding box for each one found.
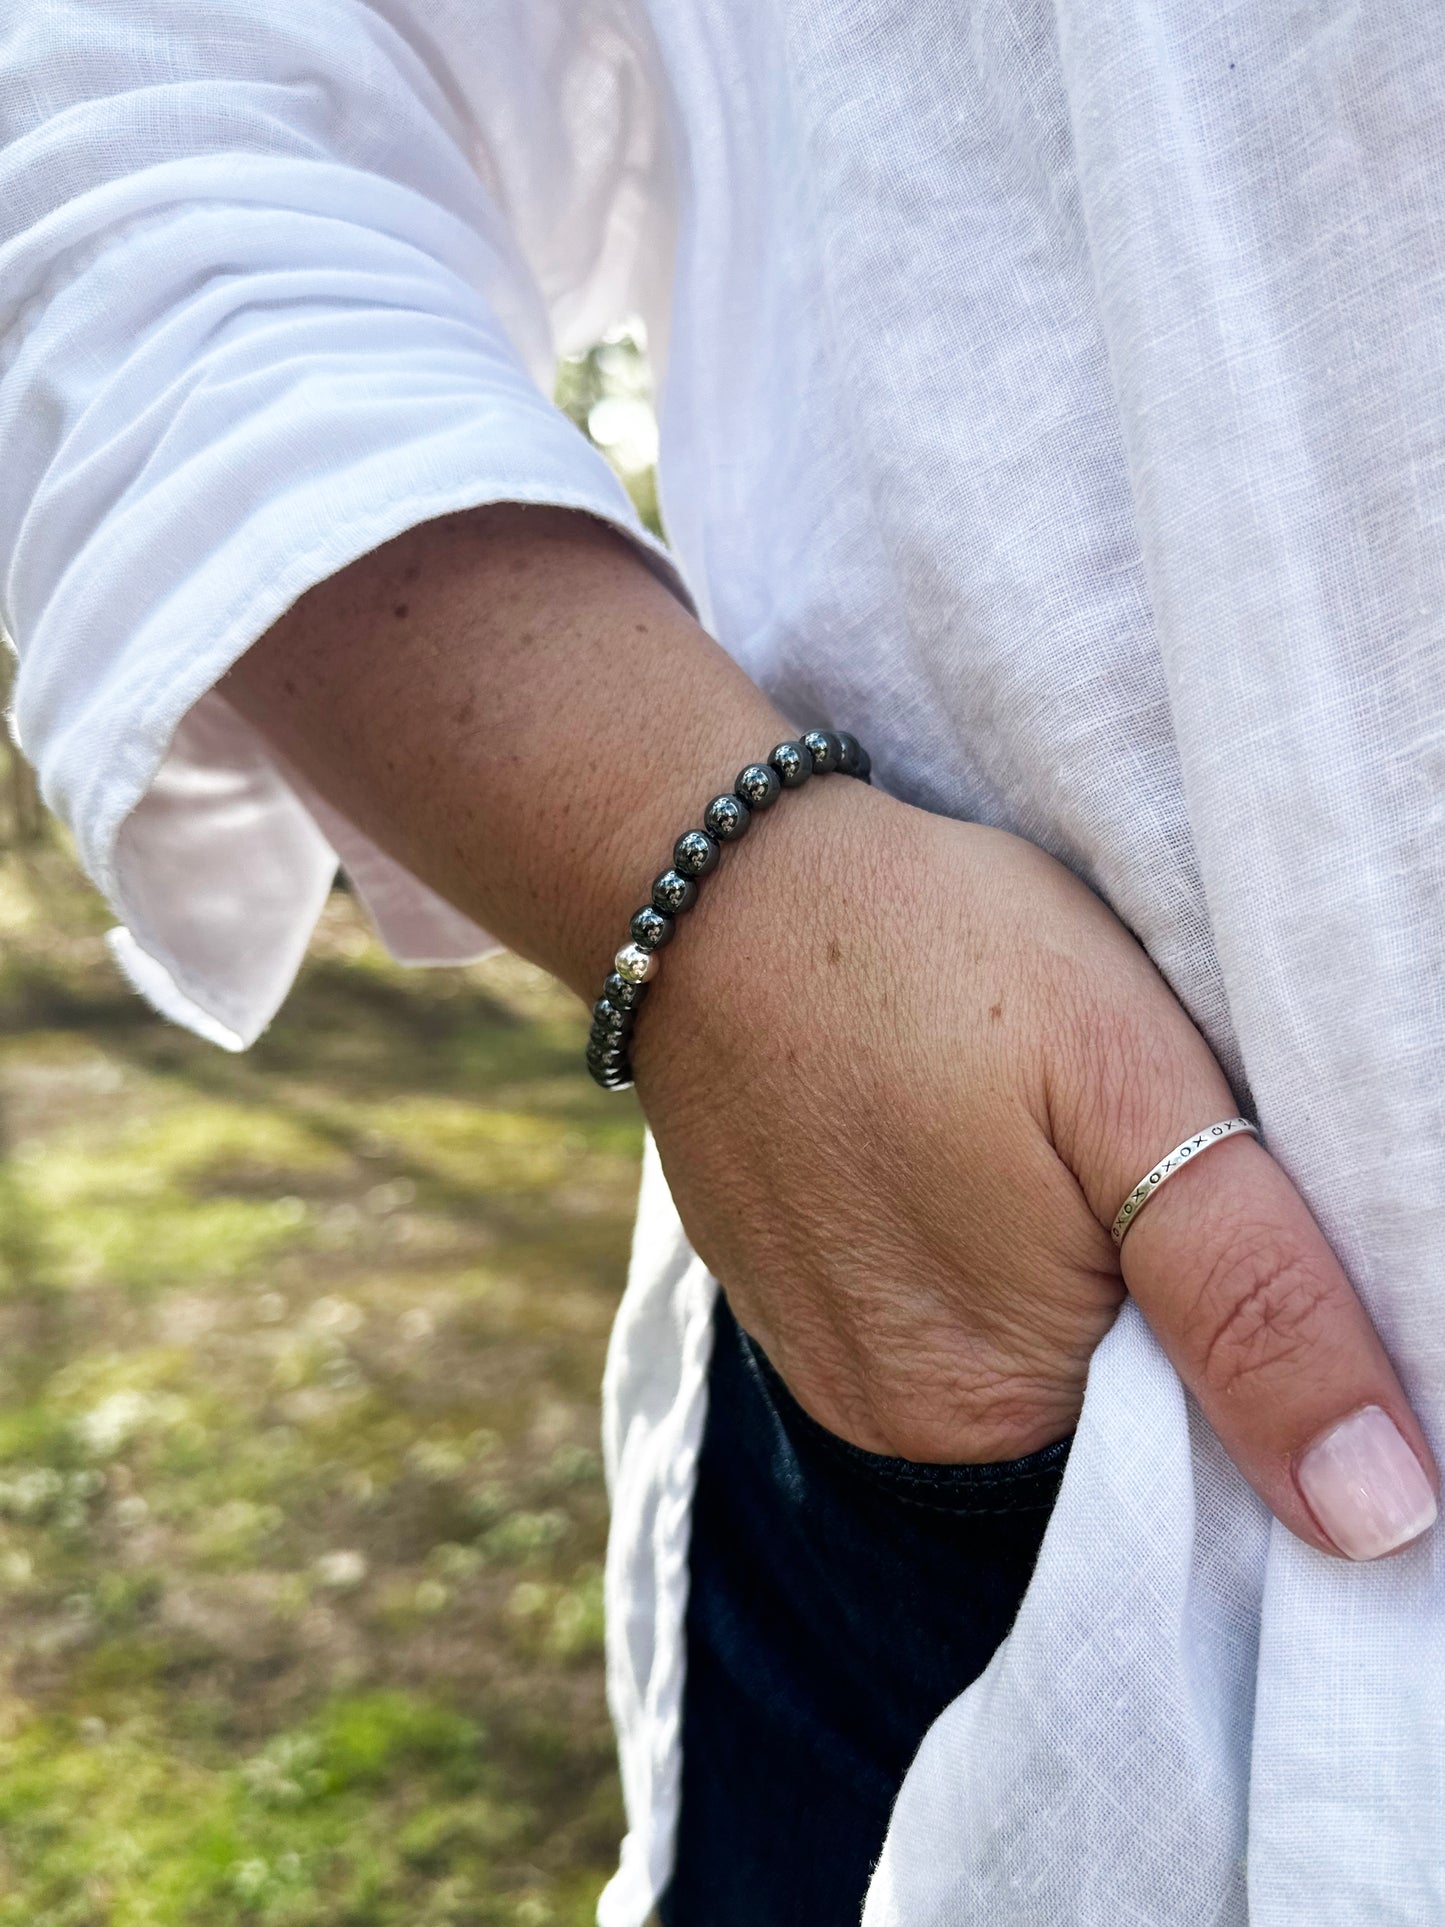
[1063,1013,1437,1562]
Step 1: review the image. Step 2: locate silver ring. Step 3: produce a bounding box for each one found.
[1109,1117,1259,1247]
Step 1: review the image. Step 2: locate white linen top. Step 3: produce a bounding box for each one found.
[6,3,1445,1921]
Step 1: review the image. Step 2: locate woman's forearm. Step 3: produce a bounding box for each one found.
[224,504,856,1003]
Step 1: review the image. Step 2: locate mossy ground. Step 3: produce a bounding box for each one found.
[0,844,644,1924]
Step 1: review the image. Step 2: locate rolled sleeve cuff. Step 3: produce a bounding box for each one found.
[13,294,687,1047]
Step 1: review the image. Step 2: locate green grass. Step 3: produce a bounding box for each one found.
[0,843,644,1923]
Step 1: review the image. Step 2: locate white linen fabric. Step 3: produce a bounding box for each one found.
[5,2,1445,1920]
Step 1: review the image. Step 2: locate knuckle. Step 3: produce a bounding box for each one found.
[1050,992,1196,1178]
[1044,995,1124,1147]
[1193,1235,1334,1396]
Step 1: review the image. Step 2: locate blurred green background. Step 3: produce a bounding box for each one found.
[0,335,658,1925]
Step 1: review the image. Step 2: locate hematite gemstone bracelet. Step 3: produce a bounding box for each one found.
[585,729,872,1090]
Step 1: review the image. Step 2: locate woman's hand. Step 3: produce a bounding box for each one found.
[633,775,1438,1562]
[229,504,1436,1565]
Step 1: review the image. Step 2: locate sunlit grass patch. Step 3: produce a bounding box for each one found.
[0,1689,607,1924]
[0,849,641,1920]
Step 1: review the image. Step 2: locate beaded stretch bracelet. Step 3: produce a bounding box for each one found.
[585,729,872,1090]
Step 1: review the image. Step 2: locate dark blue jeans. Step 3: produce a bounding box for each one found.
[657,1291,1069,1927]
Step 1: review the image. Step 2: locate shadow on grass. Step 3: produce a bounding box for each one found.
[0,850,644,1925]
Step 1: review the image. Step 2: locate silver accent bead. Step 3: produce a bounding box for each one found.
[614,943,659,985]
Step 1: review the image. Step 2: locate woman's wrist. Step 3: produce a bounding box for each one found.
[627,770,903,1096]
[585,731,878,1088]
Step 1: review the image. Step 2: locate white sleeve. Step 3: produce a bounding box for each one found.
[0,0,684,1047]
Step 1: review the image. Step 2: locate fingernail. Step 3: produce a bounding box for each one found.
[1297,1405,1437,1561]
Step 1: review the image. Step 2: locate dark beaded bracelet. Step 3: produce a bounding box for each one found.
[586,730,871,1090]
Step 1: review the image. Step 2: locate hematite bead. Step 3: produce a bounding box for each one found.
[604,973,649,1011]
[835,732,871,781]
[674,829,721,876]
[587,1045,627,1072]
[614,943,659,984]
[734,762,782,810]
[630,904,675,951]
[703,793,751,841]
[802,729,843,775]
[651,869,699,915]
[768,741,813,788]
[591,998,631,1036]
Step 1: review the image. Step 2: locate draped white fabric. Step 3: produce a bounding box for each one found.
[6,2,1445,1920]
